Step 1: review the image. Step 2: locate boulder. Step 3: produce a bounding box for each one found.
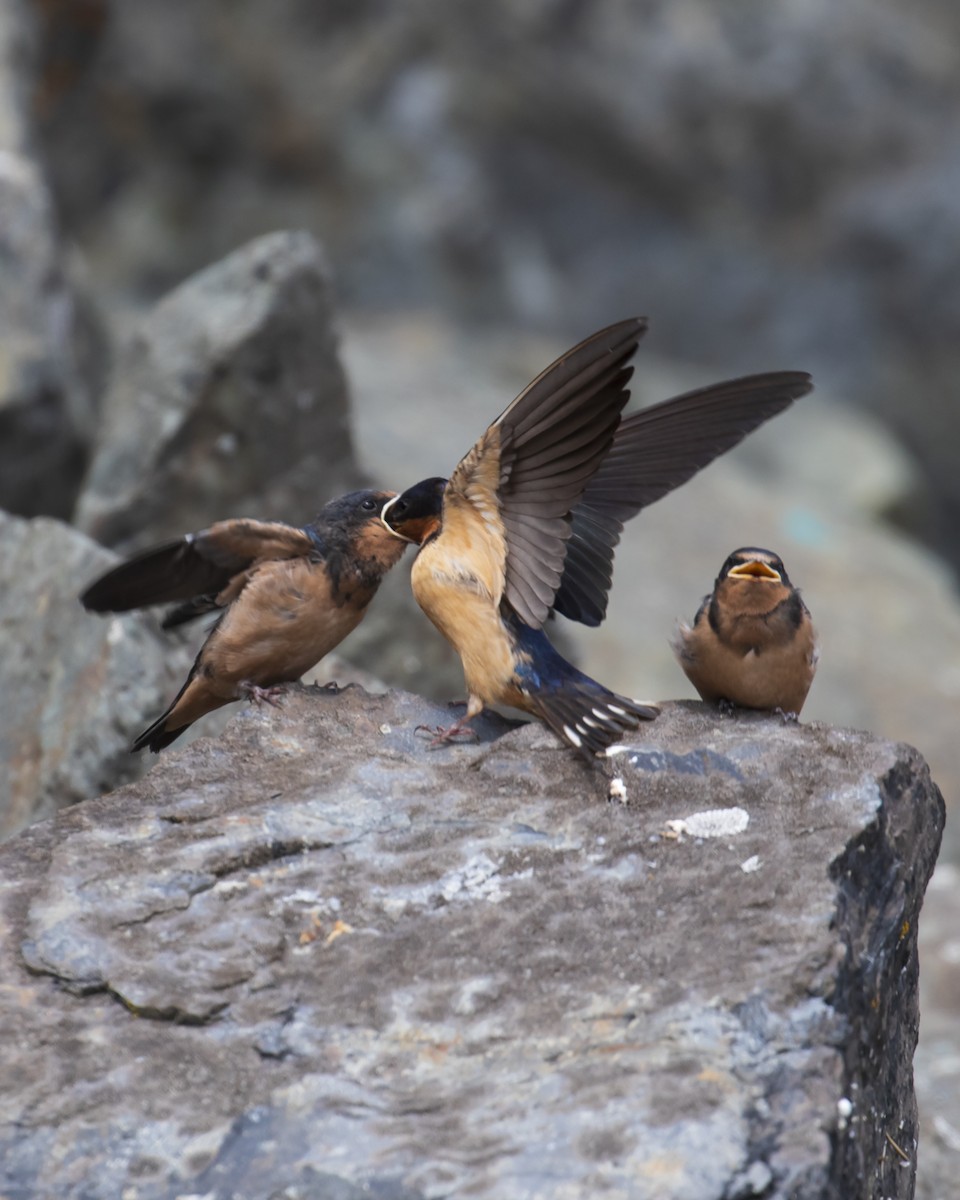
[0,0,104,521]
[0,511,192,838]
[0,686,943,1199]
[74,230,360,550]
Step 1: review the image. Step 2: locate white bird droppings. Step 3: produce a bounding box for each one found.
[666,806,750,839]
[608,777,627,803]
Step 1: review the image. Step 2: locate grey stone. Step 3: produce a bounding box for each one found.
[0,686,943,1199]
[74,230,360,550]
[0,0,104,520]
[0,511,192,839]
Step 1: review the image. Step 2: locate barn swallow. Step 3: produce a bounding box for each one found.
[381,319,812,758]
[81,489,408,752]
[672,547,819,715]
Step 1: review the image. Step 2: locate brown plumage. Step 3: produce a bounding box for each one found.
[383,320,813,756]
[81,489,407,751]
[672,547,819,715]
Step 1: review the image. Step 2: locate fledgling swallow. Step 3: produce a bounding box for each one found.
[81,489,408,752]
[672,547,819,716]
[380,319,812,758]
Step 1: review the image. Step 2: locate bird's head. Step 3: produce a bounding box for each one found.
[381,477,447,545]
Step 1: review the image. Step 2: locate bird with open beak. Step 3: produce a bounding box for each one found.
[381,318,813,758]
[672,547,819,716]
[81,489,409,751]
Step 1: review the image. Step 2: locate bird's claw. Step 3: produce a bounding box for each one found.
[414,721,479,747]
[774,706,800,724]
[242,683,286,708]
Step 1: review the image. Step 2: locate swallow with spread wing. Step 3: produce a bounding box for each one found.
[672,547,819,716]
[81,490,407,752]
[381,318,813,758]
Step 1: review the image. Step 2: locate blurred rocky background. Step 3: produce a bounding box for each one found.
[1,0,958,1194]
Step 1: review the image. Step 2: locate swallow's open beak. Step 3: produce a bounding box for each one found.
[728,560,782,582]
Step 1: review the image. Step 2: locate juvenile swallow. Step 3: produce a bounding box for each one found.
[381,319,812,757]
[672,547,819,715]
[81,489,407,752]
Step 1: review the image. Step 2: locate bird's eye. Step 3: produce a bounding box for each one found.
[361,498,377,511]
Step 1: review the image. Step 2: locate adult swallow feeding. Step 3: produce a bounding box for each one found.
[81,490,407,751]
[381,319,812,757]
[672,547,819,715]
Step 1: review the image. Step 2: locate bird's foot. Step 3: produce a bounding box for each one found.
[241,682,286,708]
[774,707,800,724]
[717,697,737,717]
[414,718,480,747]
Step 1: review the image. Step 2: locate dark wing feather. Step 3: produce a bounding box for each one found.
[552,371,813,626]
[80,519,316,615]
[493,319,647,626]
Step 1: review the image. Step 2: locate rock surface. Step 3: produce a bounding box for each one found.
[75,230,359,550]
[0,511,193,839]
[0,686,943,1199]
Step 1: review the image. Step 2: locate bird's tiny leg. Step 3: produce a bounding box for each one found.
[241,681,286,708]
[717,697,737,717]
[432,715,481,746]
[415,696,483,746]
[774,706,800,724]
[414,719,480,745]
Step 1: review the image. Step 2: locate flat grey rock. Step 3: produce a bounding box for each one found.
[0,686,942,1199]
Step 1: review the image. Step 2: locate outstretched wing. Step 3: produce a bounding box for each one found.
[551,371,813,625]
[80,519,317,626]
[441,318,647,627]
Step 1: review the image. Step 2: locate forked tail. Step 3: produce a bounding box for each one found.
[508,617,658,759]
